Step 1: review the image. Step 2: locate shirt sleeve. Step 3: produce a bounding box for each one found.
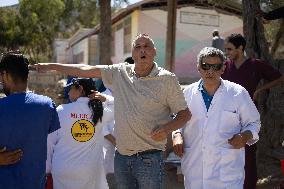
[102,100,115,137]
[46,130,59,173]
[257,60,282,81]
[48,101,61,134]
[172,128,183,140]
[238,88,261,145]
[103,121,115,137]
[166,75,188,114]
[97,64,119,90]
[103,94,114,106]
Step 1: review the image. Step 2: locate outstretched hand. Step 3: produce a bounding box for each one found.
[29,63,51,73]
[0,147,23,166]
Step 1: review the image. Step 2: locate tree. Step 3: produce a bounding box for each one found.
[0,8,26,51]
[242,0,284,183]
[58,0,100,37]
[242,0,271,62]
[98,0,112,65]
[98,0,129,65]
[19,0,65,61]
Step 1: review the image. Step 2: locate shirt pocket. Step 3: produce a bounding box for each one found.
[138,93,165,117]
[219,110,240,135]
[219,148,245,182]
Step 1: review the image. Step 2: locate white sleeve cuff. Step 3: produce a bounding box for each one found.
[103,95,114,106]
[243,129,259,146]
[172,128,183,140]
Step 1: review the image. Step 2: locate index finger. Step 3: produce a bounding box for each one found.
[6,149,23,157]
[151,127,162,135]
[0,146,7,153]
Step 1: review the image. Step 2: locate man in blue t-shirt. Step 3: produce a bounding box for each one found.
[0,52,60,189]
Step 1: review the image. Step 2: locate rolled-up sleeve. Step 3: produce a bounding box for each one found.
[166,75,188,114]
[239,89,261,145]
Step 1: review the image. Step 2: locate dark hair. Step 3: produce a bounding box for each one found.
[0,51,29,82]
[95,79,106,92]
[225,33,246,52]
[197,47,226,65]
[212,30,219,37]
[70,78,103,126]
[124,56,134,64]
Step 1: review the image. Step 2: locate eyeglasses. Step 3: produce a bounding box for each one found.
[200,62,223,71]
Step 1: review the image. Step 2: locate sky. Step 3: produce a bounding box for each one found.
[0,0,141,7]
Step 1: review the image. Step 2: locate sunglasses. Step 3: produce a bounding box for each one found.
[200,62,223,71]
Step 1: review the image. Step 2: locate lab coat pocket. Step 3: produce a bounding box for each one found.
[219,111,240,134]
[220,148,244,182]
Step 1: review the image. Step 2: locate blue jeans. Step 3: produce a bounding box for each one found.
[114,150,165,189]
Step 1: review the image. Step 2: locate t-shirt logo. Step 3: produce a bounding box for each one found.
[71,119,94,142]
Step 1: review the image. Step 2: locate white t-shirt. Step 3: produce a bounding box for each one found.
[102,89,116,174]
[47,97,114,189]
[103,121,115,174]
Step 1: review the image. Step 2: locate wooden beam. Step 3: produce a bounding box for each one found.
[165,0,177,72]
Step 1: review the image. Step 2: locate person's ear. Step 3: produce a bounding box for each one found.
[238,45,244,52]
[221,64,226,74]
[4,71,12,82]
[197,64,201,72]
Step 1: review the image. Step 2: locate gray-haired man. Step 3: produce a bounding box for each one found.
[32,34,191,189]
[173,47,260,189]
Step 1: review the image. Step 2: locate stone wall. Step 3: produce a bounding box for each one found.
[28,71,66,105]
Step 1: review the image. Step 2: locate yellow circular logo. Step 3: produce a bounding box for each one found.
[71,119,95,142]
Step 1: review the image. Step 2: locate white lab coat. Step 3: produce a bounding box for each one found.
[181,79,260,189]
[47,97,114,189]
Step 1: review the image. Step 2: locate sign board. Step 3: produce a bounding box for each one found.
[180,11,219,27]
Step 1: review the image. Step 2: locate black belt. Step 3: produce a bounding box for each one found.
[135,149,162,156]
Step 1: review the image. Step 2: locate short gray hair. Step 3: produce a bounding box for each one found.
[132,34,155,47]
[197,47,225,65]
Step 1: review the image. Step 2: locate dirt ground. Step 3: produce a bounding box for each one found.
[164,165,284,189]
[165,165,184,189]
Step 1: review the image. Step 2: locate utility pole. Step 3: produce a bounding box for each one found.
[165,0,177,72]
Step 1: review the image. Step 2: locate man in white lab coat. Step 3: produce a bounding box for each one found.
[172,47,261,189]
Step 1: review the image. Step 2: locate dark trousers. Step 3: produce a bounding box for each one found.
[244,144,257,189]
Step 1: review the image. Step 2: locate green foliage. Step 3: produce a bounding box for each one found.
[0,8,26,50]
[59,0,100,36]
[0,0,129,61]
[18,0,65,61]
